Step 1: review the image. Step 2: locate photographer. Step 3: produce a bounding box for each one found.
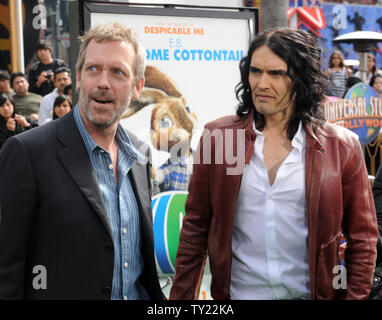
[38,67,71,126]
[28,40,68,97]
[0,94,34,149]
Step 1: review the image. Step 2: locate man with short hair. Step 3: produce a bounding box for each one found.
[10,72,42,120]
[0,70,13,95]
[38,67,72,125]
[0,22,163,300]
[28,40,68,97]
[170,28,378,300]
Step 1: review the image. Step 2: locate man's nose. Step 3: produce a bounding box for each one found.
[257,73,271,89]
[98,70,111,89]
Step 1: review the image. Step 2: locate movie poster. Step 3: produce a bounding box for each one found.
[91,11,251,164]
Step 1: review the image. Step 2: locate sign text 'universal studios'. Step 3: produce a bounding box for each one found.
[324,96,382,129]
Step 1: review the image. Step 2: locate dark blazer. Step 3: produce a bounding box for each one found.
[0,110,164,299]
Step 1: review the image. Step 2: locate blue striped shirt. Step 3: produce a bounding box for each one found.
[74,105,149,300]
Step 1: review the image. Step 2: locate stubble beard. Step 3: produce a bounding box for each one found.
[78,87,134,130]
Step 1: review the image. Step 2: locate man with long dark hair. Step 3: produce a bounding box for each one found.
[170,28,378,300]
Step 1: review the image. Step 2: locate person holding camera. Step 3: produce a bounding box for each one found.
[38,67,72,126]
[28,40,69,97]
[0,94,34,149]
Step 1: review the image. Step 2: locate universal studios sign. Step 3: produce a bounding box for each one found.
[324,83,382,145]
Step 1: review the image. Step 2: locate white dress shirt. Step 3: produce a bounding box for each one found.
[230,121,311,300]
[38,88,58,125]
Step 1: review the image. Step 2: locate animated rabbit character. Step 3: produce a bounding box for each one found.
[126,65,198,192]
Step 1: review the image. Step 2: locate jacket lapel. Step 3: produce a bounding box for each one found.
[304,124,325,299]
[56,112,113,241]
[130,161,147,202]
[128,138,153,224]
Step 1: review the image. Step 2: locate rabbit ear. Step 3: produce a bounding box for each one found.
[123,65,188,119]
[144,65,184,99]
[124,87,169,118]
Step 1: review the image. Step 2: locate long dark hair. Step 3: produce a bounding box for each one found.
[235,28,328,140]
[53,95,72,120]
[0,93,15,119]
[328,50,345,68]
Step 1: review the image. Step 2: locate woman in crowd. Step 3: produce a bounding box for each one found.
[354,53,380,85]
[366,53,380,84]
[0,93,33,148]
[52,94,72,120]
[371,72,382,98]
[327,51,348,98]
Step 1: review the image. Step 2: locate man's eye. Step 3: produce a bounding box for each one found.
[250,67,261,74]
[87,66,96,72]
[113,69,123,76]
[269,71,286,77]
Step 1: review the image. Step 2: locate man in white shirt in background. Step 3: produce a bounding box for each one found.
[38,67,72,125]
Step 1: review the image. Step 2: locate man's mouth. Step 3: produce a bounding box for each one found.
[93,97,113,104]
[256,94,274,100]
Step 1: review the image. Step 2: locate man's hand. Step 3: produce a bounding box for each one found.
[29,113,39,121]
[6,118,16,132]
[36,72,51,88]
[14,114,30,128]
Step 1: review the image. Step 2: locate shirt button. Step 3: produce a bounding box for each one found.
[100,150,105,153]
[108,164,113,170]
[123,228,127,235]
[124,262,128,268]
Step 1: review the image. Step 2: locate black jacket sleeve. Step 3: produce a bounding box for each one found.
[0,136,37,298]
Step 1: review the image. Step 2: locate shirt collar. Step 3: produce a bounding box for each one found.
[291,121,306,153]
[115,123,144,162]
[169,156,188,167]
[252,120,305,152]
[73,105,143,161]
[253,123,264,137]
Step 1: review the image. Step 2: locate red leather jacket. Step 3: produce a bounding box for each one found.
[170,111,378,300]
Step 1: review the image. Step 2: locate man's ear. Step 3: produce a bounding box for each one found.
[133,76,145,99]
[75,71,81,91]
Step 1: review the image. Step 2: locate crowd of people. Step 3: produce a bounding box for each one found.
[0,40,72,149]
[326,50,382,99]
[2,39,382,150]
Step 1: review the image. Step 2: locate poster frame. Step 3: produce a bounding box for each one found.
[81,2,258,38]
